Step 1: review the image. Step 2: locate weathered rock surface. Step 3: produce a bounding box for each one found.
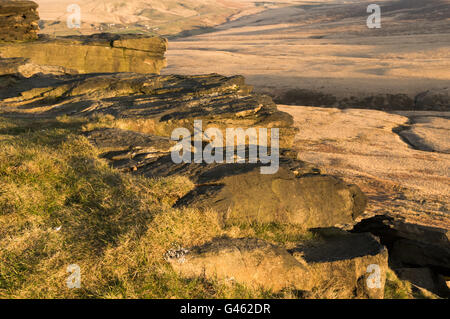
[0,73,296,148]
[279,105,450,297]
[84,128,175,163]
[0,0,39,42]
[0,57,76,77]
[84,129,367,229]
[173,160,366,228]
[0,33,167,74]
[167,237,313,293]
[167,229,388,298]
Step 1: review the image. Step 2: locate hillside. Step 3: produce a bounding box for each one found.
[163,0,450,108]
[35,0,266,36]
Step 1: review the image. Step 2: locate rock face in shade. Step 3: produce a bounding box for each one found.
[353,215,450,276]
[0,0,39,42]
[0,33,168,74]
[415,88,450,111]
[167,229,388,298]
[290,228,388,299]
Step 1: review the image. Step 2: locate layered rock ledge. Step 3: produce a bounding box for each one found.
[0,72,296,148]
[0,33,168,74]
[0,0,39,42]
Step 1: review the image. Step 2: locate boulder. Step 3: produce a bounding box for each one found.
[0,0,39,42]
[0,33,167,74]
[167,230,388,298]
[173,161,367,228]
[166,237,313,293]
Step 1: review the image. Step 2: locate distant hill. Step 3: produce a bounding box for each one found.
[34,0,260,36]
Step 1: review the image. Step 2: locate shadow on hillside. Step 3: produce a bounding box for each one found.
[169,0,450,40]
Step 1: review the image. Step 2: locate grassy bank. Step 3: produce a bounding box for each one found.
[0,116,313,298]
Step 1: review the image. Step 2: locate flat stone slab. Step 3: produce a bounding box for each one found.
[0,33,167,74]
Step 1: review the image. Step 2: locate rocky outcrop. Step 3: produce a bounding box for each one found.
[0,59,377,298]
[0,70,366,228]
[415,88,450,111]
[84,128,367,229]
[272,88,449,111]
[0,0,39,42]
[0,33,167,74]
[0,73,296,148]
[167,229,388,298]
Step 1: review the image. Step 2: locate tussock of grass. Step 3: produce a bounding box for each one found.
[0,116,314,299]
[384,269,438,299]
